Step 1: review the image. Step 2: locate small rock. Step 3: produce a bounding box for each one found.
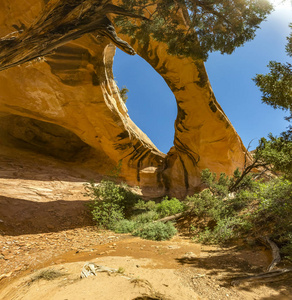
[182,252,197,259]
[0,272,12,281]
[168,245,181,249]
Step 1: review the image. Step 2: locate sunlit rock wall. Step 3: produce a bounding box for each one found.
[0,0,247,198]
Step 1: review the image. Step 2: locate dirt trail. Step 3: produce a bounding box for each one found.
[0,145,291,299]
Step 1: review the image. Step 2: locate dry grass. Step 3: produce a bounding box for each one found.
[30,269,66,282]
[130,279,169,300]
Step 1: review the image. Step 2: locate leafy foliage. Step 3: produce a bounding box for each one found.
[286,23,292,57]
[85,180,140,228]
[155,197,186,218]
[253,61,292,112]
[133,199,157,211]
[133,221,177,241]
[86,180,181,241]
[252,21,292,179]
[189,169,292,259]
[256,134,292,179]
[131,210,159,223]
[253,22,292,140]
[110,219,137,233]
[115,0,272,60]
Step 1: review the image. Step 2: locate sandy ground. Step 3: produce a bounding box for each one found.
[0,145,291,299]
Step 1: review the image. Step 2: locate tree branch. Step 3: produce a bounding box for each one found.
[0,0,146,72]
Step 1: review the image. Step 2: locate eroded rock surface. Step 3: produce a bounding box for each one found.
[0,0,247,197]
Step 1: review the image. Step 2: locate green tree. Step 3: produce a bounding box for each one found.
[253,17,292,178]
[253,21,292,121]
[115,0,273,60]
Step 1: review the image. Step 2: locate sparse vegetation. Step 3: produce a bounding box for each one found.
[86,132,291,255]
[110,219,137,233]
[31,269,65,282]
[188,169,292,260]
[155,197,186,218]
[133,221,177,241]
[85,180,140,229]
[117,267,125,274]
[119,86,129,103]
[86,180,181,241]
[115,0,272,61]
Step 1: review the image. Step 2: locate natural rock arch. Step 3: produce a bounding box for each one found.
[0,0,247,197]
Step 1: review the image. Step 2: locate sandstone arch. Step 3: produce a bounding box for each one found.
[0,0,247,197]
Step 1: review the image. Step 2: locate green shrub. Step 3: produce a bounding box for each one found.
[131,210,159,223]
[251,178,292,258]
[190,169,292,259]
[133,199,156,211]
[110,219,137,233]
[85,180,180,242]
[197,217,252,244]
[85,180,141,228]
[133,222,177,241]
[155,197,186,218]
[187,189,230,221]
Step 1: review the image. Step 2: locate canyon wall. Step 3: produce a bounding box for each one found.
[0,0,247,197]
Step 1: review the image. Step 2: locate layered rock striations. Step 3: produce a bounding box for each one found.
[0,0,247,197]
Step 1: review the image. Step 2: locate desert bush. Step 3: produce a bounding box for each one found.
[133,222,177,241]
[85,180,179,241]
[133,199,157,211]
[155,197,186,218]
[85,180,141,228]
[110,219,137,233]
[131,211,159,223]
[190,169,292,260]
[250,178,292,259]
[197,217,252,244]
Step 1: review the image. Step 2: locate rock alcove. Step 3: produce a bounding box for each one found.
[0,0,247,197]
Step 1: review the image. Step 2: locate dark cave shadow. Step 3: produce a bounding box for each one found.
[0,150,103,183]
[0,195,95,236]
[175,252,292,297]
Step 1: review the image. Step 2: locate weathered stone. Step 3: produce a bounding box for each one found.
[0,0,247,198]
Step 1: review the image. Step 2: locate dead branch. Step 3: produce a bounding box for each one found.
[258,236,281,271]
[231,268,292,286]
[0,0,147,72]
[230,236,288,286]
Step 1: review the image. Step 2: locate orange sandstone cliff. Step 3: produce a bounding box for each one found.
[0,0,247,198]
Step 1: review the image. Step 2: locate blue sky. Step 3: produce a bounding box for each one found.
[113,2,292,153]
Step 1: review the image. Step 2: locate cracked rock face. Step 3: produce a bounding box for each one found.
[0,0,247,198]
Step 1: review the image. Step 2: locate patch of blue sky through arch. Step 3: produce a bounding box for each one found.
[113,50,177,154]
[113,1,292,153]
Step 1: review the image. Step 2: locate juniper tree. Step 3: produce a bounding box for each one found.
[115,0,273,60]
[252,19,292,179]
[253,23,292,120]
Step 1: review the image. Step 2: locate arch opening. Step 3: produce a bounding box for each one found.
[113,49,177,154]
